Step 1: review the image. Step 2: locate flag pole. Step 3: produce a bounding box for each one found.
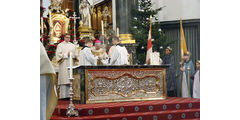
[146,15,152,64]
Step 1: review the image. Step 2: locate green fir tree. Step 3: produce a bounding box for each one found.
[130,0,174,64]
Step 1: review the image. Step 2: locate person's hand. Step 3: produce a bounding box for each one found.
[180,67,184,72]
[68,52,70,57]
[99,55,103,60]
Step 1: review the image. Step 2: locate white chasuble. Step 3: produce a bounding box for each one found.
[193,70,200,98]
[79,47,98,66]
[109,45,129,65]
[56,41,78,99]
[40,42,57,120]
[56,41,78,85]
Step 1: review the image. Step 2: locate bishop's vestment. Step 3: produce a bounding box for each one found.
[91,47,108,65]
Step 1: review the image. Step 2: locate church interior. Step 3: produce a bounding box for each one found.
[40,0,200,120]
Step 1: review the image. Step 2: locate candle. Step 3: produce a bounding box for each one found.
[49,10,52,26]
[41,17,44,36]
[88,13,91,28]
[69,52,73,79]
[117,27,119,37]
[101,20,104,35]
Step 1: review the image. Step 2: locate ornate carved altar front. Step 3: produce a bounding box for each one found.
[73,65,169,104]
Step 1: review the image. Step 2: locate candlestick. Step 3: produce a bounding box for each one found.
[73,12,76,41]
[101,20,104,35]
[41,17,44,36]
[88,13,91,28]
[117,27,119,37]
[48,10,52,43]
[69,52,73,79]
[66,51,79,117]
[49,10,52,27]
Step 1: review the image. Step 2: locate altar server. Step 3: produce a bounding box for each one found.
[79,37,98,65]
[192,60,200,98]
[56,33,78,99]
[180,51,195,98]
[109,36,129,65]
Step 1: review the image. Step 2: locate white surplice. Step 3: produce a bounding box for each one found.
[181,66,190,98]
[109,45,129,65]
[79,47,98,66]
[193,70,200,98]
[56,41,78,99]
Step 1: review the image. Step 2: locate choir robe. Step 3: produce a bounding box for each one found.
[91,47,108,65]
[40,42,57,120]
[193,69,200,98]
[79,46,98,66]
[109,44,129,65]
[108,45,116,56]
[56,41,78,99]
[181,60,195,98]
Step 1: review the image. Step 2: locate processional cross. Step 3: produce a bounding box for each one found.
[70,12,80,45]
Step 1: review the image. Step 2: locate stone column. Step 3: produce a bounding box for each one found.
[74,0,80,38]
[112,0,117,33]
[116,0,136,44]
[116,0,138,64]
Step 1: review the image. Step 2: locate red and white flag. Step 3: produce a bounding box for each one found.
[146,15,152,64]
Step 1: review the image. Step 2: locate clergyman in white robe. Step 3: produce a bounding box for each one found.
[79,46,98,66]
[193,69,200,98]
[40,42,57,120]
[56,41,78,99]
[109,44,129,65]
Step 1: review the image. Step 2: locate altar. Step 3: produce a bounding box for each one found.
[72,65,169,104]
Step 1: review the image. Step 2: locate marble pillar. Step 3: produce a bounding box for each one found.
[116,0,138,64]
[74,0,80,36]
[116,0,136,44]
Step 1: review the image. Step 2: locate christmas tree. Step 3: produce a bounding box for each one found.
[130,0,174,64]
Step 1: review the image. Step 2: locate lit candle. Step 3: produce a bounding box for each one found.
[101,20,104,35]
[49,10,52,26]
[69,52,73,79]
[88,13,91,28]
[41,17,44,36]
[117,27,119,37]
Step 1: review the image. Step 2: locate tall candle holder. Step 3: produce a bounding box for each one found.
[66,53,79,117]
[66,78,79,117]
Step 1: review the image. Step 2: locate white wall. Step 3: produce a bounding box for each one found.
[151,0,200,22]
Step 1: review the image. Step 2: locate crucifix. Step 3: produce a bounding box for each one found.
[48,10,53,44]
[70,12,81,45]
